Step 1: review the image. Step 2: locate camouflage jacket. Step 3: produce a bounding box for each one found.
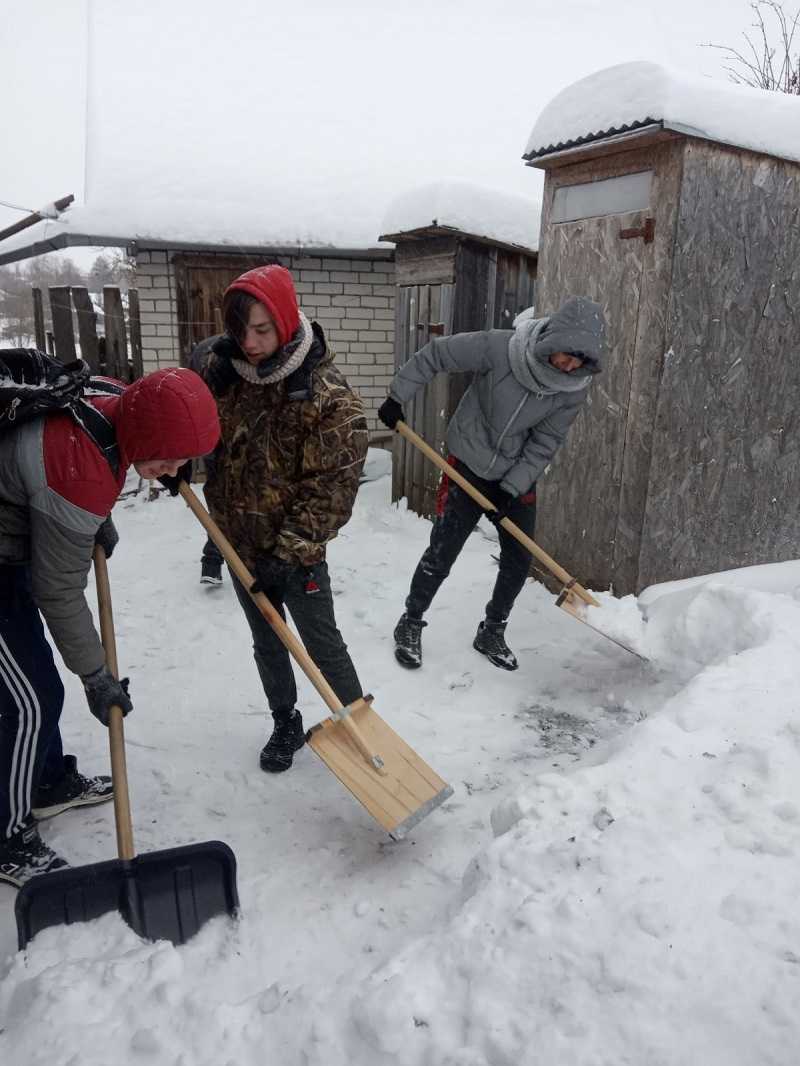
[202,324,368,569]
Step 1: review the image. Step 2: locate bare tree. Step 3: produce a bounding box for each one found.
[707,1,800,94]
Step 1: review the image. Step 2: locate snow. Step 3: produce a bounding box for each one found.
[2,458,800,1064]
[524,61,800,165]
[380,180,540,252]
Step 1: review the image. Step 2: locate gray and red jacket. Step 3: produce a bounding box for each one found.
[0,369,219,677]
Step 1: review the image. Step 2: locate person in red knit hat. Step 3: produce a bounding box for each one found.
[0,366,219,888]
[170,264,369,773]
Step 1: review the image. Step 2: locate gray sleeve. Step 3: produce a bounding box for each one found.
[389,332,495,406]
[500,394,587,497]
[15,425,106,678]
[28,501,106,677]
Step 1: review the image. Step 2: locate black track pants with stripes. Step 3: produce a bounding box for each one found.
[0,565,67,840]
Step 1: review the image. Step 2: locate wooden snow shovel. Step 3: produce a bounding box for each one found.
[14,546,239,950]
[179,485,453,839]
[395,421,646,661]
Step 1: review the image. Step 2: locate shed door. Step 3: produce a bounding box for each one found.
[391,283,455,517]
[174,253,279,362]
[535,209,649,590]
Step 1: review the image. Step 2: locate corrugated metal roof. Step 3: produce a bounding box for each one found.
[523,118,660,161]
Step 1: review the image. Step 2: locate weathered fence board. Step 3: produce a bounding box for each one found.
[71,287,100,372]
[48,286,76,363]
[103,286,128,380]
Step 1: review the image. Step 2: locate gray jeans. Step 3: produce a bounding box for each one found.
[232,560,362,719]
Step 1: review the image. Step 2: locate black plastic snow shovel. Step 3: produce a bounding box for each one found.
[14,547,239,949]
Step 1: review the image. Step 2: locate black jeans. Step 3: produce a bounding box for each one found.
[405,458,537,624]
[201,537,223,566]
[232,560,362,719]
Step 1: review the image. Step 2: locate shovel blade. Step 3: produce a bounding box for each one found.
[15,840,238,950]
[558,595,648,661]
[308,697,453,839]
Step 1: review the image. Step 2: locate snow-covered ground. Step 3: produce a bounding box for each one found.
[2,454,799,1065]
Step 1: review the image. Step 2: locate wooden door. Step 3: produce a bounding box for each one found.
[534,210,649,591]
[174,254,279,363]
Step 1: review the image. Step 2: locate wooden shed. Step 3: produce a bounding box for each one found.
[523,61,800,595]
[380,183,539,517]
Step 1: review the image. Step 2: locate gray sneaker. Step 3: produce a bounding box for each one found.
[32,754,113,820]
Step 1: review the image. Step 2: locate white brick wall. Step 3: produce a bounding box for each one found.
[133,249,396,437]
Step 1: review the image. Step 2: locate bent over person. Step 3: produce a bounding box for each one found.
[167,265,369,773]
[378,296,606,672]
[0,367,220,886]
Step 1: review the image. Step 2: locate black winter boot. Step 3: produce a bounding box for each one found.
[0,821,69,888]
[200,558,223,586]
[473,620,518,671]
[393,613,427,669]
[260,711,306,773]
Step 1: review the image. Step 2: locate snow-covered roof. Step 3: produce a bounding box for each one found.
[524,62,800,166]
[379,180,540,254]
[0,200,394,267]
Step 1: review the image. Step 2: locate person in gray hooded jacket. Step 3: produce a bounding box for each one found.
[377,295,605,671]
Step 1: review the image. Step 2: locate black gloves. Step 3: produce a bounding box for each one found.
[252,553,296,593]
[82,665,133,727]
[94,516,119,559]
[158,459,193,497]
[377,396,405,430]
[487,489,517,528]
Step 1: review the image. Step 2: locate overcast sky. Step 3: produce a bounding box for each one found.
[0,0,762,261]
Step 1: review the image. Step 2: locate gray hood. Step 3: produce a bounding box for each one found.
[533,295,605,371]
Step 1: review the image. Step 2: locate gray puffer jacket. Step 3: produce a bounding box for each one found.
[389,296,605,497]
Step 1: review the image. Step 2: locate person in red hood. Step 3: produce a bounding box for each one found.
[0,366,219,888]
[165,265,368,774]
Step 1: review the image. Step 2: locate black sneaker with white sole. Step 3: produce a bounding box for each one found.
[200,559,223,586]
[0,821,69,888]
[473,619,519,671]
[32,754,114,820]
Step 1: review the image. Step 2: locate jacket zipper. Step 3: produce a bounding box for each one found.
[482,392,529,476]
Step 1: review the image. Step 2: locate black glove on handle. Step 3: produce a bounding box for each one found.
[94,516,119,559]
[158,459,193,497]
[487,489,517,528]
[377,396,405,430]
[82,665,133,727]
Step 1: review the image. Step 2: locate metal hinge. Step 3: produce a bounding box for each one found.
[619,217,655,243]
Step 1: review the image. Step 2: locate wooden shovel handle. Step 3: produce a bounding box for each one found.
[178,485,387,773]
[395,421,600,608]
[93,547,136,861]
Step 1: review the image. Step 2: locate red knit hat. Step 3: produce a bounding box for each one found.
[224,265,301,347]
[116,368,220,462]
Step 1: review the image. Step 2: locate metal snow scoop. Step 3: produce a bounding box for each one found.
[179,485,453,839]
[14,547,239,949]
[395,421,646,661]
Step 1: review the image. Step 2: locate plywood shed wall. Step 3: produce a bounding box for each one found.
[532,132,800,595]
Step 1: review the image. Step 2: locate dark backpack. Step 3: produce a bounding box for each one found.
[0,348,123,475]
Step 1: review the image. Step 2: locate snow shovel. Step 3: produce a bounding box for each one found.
[14,547,239,949]
[395,421,646,661]
[179,484,453,839]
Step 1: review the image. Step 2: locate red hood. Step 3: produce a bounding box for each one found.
[115,368,220,463]
[225,264,300,346]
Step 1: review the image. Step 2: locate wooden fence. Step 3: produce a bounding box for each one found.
[32,285,144,381]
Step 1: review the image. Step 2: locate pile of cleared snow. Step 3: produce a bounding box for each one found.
[311,577,800,1065]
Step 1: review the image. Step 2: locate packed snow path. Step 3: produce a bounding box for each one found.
[2,458,798,1065]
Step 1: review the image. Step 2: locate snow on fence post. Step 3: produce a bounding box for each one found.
[71,287,101,372]
[48,286,77,363]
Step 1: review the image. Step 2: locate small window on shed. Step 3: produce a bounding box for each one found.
[551,171,653,223]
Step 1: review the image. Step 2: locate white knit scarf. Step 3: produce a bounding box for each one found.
[231,311,313,386]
